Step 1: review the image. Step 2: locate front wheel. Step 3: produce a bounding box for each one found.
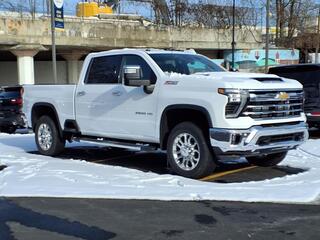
[246,151,288,167]
[35,116,65,156]
[167,122,216,179]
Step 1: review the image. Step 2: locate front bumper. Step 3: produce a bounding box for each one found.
[210,122,308,156]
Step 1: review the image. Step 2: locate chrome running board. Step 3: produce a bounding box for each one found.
[72,136,157,151]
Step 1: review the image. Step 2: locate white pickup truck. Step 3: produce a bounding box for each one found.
[23,49,308,178]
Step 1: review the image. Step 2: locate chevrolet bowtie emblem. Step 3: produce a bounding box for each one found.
[277,92,289,101]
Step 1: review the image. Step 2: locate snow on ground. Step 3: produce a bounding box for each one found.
[0,133,320,203]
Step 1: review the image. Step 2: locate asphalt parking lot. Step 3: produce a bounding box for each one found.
[1,197,320,240]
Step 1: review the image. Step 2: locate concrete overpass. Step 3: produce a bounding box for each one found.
[0,14,263,85]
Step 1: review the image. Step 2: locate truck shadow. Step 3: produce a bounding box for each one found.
[29,147,306,183]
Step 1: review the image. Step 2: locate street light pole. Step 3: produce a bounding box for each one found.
[231,0,236,70]
[51,0,57,84]
[265,0,270,73]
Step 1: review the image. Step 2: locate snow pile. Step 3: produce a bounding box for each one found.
[0,133,320,203]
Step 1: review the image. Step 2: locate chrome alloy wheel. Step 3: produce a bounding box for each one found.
[172,133,200,171]
[37,123,53,151]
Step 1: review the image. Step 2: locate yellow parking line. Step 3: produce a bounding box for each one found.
[200,166,257,181]
[91,153,137,163]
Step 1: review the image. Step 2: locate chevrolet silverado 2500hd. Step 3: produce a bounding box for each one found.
[23,49,309,178]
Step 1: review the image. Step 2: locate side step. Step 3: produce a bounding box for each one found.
[72,136,157,151]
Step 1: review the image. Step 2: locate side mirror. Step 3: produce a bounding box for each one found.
[124,65,150,87]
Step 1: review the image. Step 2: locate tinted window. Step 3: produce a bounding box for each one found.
[269,65,320,84]
[122,55,157,84]
[86,55,122,84]
[0,87,20,98]
[149,53,225,75]
[269,65,320,74]
[268,65,320,102]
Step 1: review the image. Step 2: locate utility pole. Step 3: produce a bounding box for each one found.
[231,0,236,71]
[265,0,270,73]
[51,0,58,84]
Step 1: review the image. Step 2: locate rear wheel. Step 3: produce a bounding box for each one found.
[35,116,65,156]
[246,151,288,167]
[167,122,216,179]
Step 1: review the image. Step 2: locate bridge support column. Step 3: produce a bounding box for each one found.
[10,45,47,85]
[61,51,87,84]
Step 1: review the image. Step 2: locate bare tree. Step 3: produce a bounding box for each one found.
[129,0,263,30]
[170,0,188,26]
[0,0,26,17]
[29,0,37,19]
[181,0,261,29]
[151,0,171,24]
[273,0,316,47]
[0,0,40,19]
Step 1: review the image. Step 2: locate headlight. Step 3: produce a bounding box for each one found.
[218,88,249,118]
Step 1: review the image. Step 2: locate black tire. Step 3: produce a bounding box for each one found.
[35,115,65,156]
[246,151,288,167]
[167,122,216,179]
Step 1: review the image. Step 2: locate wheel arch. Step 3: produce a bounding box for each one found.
[159,104,213,150]
[31,102,63,136]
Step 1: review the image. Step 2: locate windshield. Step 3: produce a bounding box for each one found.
[149,53,225,75]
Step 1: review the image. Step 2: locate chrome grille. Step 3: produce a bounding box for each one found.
[241,90,304,119]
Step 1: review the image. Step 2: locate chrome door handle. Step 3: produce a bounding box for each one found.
[112,91,122,96]
[77,91,86,97]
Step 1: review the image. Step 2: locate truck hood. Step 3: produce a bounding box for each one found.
[189,71,303,90]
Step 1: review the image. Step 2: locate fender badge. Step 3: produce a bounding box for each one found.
[164,81,179,85]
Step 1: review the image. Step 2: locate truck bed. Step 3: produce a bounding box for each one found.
[23,85,76,129]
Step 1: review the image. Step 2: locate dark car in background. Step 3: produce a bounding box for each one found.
[0,86,26,134]
[269,64,320,129]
